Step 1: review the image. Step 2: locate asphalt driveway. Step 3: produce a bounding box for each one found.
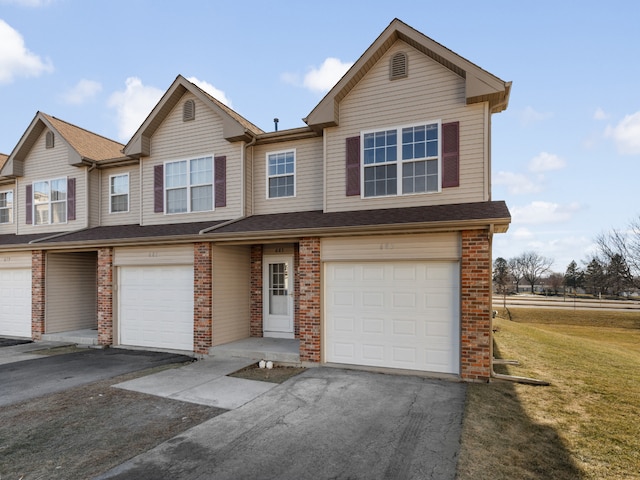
[98,367,467,480]
[0,347,193,407]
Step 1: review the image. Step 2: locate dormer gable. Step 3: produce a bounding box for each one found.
[304,18,512,131]
[124,75,265,158]
[1,112,125,177]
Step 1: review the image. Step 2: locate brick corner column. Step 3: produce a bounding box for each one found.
[97,247,114,346]
[299,237,321,363]
[250,245,263,338]
[31,250,46,340]
[460,230,492,382]
[194,242,213,355]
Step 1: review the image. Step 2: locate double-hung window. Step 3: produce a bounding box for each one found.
[165,156,213,214]
[267,149,295,198]
[0,190,13,224]
[109,173,129,213]
[363,121,440,197]
[33,178,67,225]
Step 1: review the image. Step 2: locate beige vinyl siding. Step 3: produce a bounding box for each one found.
[45,252,97,333]
[0,251,32,268]
[100,165,140,226]
[113,244,194,266]
[321,232,460,262]
[89,168,100,227]
[211,244,250,346]
[325,40,488,213]
[252,137,323,215]
[142,92,243,225]
[17,129,87,233]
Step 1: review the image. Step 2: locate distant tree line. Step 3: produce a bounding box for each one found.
[494,215,640,298]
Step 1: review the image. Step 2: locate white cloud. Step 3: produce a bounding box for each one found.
[60,79,102,105]
[528,152,566,172]
[520,106,553,126]
[593,107,609,120]
[511,201,581,225]
[283,57,353,94]
[186,76,232,107]
[493,171,541,195]
[108,77,163,142]
[0,19,53,84]
[605,111,640,155]
[512,227,534,239]
[303,58,352,93]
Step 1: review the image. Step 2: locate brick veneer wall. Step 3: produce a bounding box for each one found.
[299,237,321,362]
[97,248,113,346]
[460,229,493,381]
[194,242,213,354]
[250,245,263,337]
[31,250,46,340]
[293,244,300,339]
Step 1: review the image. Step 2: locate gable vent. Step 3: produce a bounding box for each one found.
[183,99,195,122]
[390,52,408,80]
[45,131,55,149]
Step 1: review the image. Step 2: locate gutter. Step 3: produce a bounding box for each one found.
[28,227,91,244]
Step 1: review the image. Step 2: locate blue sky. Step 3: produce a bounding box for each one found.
[1,0,638,272]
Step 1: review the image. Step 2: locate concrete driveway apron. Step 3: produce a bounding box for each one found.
[0,348,192,407]
[97,367,466,480]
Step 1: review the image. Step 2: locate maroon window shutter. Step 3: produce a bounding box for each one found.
[346,136,361,196]
[67,177,76,221]
[26,184,33,225]
[442,122,460,188]
[214,156,226,208]
[154,164,164,213]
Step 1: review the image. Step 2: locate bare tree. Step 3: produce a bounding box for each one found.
[519,251,554,294]
[546,272,564,295]
[508,257,525,293]
[493,257,510,307]
[596,215,640,289]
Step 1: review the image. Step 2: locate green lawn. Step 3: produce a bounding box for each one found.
[456,308,640,480]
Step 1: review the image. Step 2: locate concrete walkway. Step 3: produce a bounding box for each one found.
[98,367,466,480]
[114,356,277,410]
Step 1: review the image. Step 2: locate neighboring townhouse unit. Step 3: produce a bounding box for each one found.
[0,19,511,381]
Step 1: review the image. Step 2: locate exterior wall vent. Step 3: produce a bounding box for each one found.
[390,52,408,80]
[183,99,195,122]
[45,131,55,149]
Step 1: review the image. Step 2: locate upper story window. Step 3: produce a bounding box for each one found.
[33,177,67,224]
[0,190,13,224]
[165,156,213,214]
[267,149,295,199]
[362,121,440,198]
[109,173,129,213]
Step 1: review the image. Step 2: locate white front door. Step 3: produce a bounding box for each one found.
[263,255,294,338]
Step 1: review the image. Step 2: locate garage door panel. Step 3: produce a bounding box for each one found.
[325,261,459,374]
[119,265,194,351]
[0,269,32,338]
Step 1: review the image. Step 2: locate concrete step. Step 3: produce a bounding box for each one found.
[209,338,300,364]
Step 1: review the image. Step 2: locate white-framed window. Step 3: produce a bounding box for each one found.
[362,121,440,198]
[165,156,213,214]
[0,190,13,224]
[33,177,67,225]
[266,149,295,199]
[109,173,129,213]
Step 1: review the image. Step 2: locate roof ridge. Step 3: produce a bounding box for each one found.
[184,78,265,135]
[41,112,124,148]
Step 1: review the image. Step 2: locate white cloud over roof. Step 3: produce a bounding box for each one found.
[0,19,53,84]
[186,76,232,107]
[282,57,353,94]
[493,171,542,195]
[108,77,163,142]
[605,111,640,155]
[511,201,581,225]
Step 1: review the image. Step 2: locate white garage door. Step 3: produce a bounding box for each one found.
[0,268,32,338]
[118,265,194,351]
[325,261,459,374]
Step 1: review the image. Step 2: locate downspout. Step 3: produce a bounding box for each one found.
[244,130,257,217]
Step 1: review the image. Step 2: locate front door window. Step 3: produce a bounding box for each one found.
[263,255,294,338]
